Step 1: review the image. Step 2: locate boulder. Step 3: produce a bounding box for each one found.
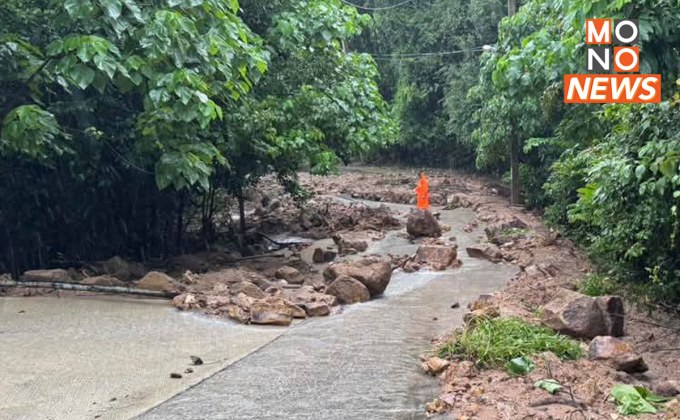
[326,276,371,304]
[230,281,265,299]
[416,245,458,271]
[21,269,73,283]
[540,289,624,339]
[249,296,306,326]
[332,233,369,255]
[80,275,126,287]
[652,380,680,397]
[312,248,337,263]
[406,209,442,238]
[274,266,303,284]
[465,243,503,263]
[588,336,648,373]
[323,258,392,297]
[137,271,179,292]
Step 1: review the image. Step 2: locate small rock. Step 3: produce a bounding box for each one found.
[451,302,460,309]
[465,244,503,263]
[184,368,194,374]
[653,380,680,397]
[588,336,648,373]
[137,271,179,292]
[421,356,450,375]
[274,266,303,284]
[300,302,331,317]
[425,398,446,414]
[205,295,230,310]
[170,373,182,379]
[463,305,500,324]
[172,293,201,311]
[326,276,371,304]
[190,356,203,365]
[21,269,73,283]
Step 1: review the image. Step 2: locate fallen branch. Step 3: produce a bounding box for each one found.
[0,279,178,299]
[529,397,587,409]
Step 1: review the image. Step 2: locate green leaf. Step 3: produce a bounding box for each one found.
[534,379,562,395]
[71,64,96,89]
[611,384,661,415]
[506,357,534,376]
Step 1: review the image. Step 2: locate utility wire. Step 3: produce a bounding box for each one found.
[338,0,416,11]
[366,46,488,60]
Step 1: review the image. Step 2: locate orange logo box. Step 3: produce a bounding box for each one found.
[613,46,639,72]
[564,74,660,103]
[586,19,612,44]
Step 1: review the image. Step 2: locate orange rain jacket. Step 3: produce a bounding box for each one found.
[415,174,430,210]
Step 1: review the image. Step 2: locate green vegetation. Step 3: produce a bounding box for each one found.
[611,384,671,416]
[0,0,394,273]
[368,0,680,304]
[438,317,582,368]
[577,274,617,297]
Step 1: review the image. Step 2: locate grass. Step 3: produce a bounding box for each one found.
[438,317,583,368]
[577,273,618,297]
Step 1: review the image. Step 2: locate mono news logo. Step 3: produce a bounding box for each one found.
[564,19,661,104]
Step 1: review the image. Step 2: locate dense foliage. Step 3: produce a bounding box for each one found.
[0,0,395,273]
[470,0,680,303]
[358,0,506,168]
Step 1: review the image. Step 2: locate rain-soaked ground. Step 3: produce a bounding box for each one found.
[0,201,515,420]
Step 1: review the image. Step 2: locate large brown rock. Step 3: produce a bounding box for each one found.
[323,258,392,297]
[326,276,371,304]
[406,209,442,238]
[332,233,369,255]
[21,269,73,283]
[274,266,303,284]
[249,296,306,326]
[465,243,503,263]
[540,289,624,339]
[230,281,265,299]
[588,336,647,373]
[416,245,458,271]
[137,271,179,292]
[283,286,337,317]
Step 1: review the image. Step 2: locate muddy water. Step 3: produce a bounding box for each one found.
[140,204,516,420]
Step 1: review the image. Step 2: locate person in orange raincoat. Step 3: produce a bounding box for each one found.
[415,170,430,210]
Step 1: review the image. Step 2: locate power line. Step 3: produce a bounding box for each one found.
[367,46,488,60]
[338,0,416,11]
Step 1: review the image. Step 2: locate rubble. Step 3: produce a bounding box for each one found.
[465,243,503,263]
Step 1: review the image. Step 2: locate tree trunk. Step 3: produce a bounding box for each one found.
[510,133,521,205]
[507,0,517,15]
[238,192,246,235]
